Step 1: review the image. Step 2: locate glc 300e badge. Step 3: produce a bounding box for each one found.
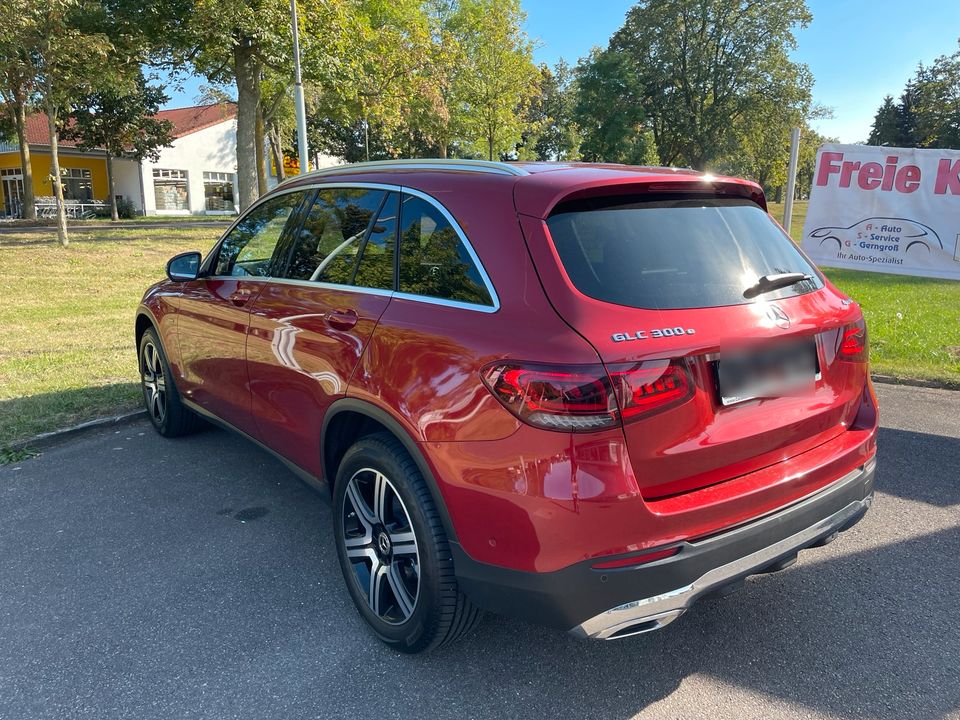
[612,327,697,342]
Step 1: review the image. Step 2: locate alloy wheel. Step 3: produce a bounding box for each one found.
[141,341,167,425]
[341,468,420,625]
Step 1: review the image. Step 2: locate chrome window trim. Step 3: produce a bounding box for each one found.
[281,159,528,185]
[201,181,500,313]
[264,276,394,300]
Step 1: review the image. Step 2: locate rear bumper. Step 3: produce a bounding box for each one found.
[452,457,876,637]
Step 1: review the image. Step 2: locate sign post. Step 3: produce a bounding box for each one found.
[783,127,801,234]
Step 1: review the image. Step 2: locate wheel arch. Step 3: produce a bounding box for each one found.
[134,309,157,349]
[321,398,460,544]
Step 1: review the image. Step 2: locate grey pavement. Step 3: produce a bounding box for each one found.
[1,383,958,720]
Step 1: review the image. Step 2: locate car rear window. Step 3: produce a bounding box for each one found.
[545,196,822,310]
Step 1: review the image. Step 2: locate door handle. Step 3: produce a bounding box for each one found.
[229,289,254,307]
[325,308,359,330]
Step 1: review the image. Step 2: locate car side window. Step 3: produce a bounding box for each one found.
[398,194,492,306]
[353,192,398,290]
[215,192,304,277]
[283,187,386,284]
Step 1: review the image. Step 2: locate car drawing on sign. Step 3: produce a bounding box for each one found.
[809,216,943,254]
[136,159,878,652]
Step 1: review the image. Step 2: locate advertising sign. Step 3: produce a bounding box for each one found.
[801,144,960,280]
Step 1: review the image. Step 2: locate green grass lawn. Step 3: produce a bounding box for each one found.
[0,227,219,446]
[1,212,958,448]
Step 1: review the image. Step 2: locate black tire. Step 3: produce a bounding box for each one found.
[138,327,201,438]
[333,432,480,653]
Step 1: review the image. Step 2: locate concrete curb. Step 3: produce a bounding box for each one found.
[8,410,148,453]
[871,374,960,391]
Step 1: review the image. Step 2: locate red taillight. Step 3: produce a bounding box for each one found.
[481,360,694,432]
[608,361,694,422]
[480,363,618,431]
[838,317,868,362]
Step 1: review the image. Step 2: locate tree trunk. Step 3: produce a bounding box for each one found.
[44,94,68,247]
[437,136,447,159]
[13,97,35,219]
[106,152,118,221]
[255,104,267,195]
[268,124,285,182]
[234,39,261,211]
[487,135,494,161]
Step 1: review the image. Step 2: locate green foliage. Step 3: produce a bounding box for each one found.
[573,47,658,165]
[307,0,538,163]
[64,71,174,162]
[453,0,538,160]
[0,446,38,465]
[868,95,905,146]
[515,61,580,161]
[0,0,123,244]
[576,0,813,173]
[115,197,137,218]
[867,41,960,149]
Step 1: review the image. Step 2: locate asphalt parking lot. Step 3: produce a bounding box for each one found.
[1,382,958,720]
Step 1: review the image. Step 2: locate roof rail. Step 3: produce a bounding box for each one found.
[281,158,529,184]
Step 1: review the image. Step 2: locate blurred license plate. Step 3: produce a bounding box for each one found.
[716,339,818,406]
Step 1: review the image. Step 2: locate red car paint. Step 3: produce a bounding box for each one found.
[137,162,878,581]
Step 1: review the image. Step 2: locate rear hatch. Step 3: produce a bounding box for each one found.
[518,189,869,500]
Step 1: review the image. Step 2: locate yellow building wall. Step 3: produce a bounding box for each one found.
[0,149,109,202]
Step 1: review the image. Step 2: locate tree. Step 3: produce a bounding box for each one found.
[349,0,431,161]
[573,47,657,164]
[603,0,813,170]
[795,126,834,199]
[865,42,960,149]
[867,95,903,146]
[169,0,354,210]
[2,0,116,245]
[64,73,174,220]
[516,61,580,161]
[453,0,538,160]
[410,0,466,158]
[306,0,434,162]
[912,45,960,149]
[0,13,37,219]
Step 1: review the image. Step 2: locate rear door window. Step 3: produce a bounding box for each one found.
[283,187,386,284]
[354,192,398,291]
[545,196,822,310]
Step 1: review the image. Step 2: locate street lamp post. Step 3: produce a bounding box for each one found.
[290,0,309,175]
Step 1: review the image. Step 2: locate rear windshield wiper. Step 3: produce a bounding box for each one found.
[743,272,814,299]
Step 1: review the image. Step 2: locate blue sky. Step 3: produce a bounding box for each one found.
[163,0,960,143]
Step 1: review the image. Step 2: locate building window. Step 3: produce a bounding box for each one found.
[62,168,93,201]
[203,171,235,212]
[1,168,25,218]
[153,168,189,211]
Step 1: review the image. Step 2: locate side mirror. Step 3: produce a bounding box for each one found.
[166,251,201,282]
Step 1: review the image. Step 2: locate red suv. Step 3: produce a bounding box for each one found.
[136,160,877,652]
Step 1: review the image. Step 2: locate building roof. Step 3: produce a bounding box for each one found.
[19,103,237,147]
[153,103,237,138]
